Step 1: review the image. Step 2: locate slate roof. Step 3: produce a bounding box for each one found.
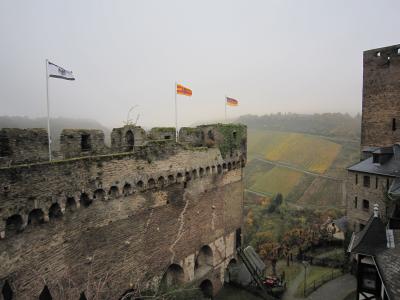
[350,214,400,299]
[350,215,387,255]
[375,230,400,300]
[332,216,348,232]
[348,155,400,177]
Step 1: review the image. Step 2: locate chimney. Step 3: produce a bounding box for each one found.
[373,203,379,218]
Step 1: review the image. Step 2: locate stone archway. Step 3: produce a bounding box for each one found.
[160,264,185,289]
[224,258,238,283]
[199,279,213,299]
[194,245,213,279]
[125,130,135,151]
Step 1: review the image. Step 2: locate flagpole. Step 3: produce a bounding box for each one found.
[175,82,178,142]
[45,59,52,161]
[225,96,227,123]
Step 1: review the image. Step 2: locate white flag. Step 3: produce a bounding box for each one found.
[47,61,75,80]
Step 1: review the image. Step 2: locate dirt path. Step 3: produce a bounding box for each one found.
[282,266,306,300]
[306,274,356,300]
[253,156,343,182]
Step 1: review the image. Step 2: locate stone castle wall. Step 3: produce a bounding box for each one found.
[0,123,246,299]
[361,44,400,149]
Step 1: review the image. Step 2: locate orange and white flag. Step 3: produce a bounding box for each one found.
[226,97,239,106]
[176,84,192,96]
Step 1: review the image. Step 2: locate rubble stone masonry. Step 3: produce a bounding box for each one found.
[0,123,246,299]
[361,44,400,149]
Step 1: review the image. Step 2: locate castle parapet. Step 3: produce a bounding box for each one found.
[60,129,107,159]
[111,125,146,152]
[0,128,48,165]
[148,127,176,141]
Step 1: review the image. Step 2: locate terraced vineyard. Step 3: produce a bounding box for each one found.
[245,129,359,209]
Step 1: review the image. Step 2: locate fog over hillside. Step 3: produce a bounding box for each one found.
[237,112,361,140]
[0,116,111,148]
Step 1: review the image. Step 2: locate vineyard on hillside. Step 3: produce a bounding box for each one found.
[245,129,359,209]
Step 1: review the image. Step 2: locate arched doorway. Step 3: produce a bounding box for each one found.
[194,245,213,279]
[125,130,135,151]
[224,259,237,283]
[199,279,213,299]
[160,264,185,289]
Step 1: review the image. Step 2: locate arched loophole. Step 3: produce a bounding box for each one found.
[176,173,183,183]
[228,162,232,171]
[185,171,191,182]
[211,166,216,174]
[28,209,44,225]
[157,176,165,188]
[80,193,92,208]
[222,163,227,170]
[136,180,144,191]
[5,214,23,236]
[241,159,246,168]
[147,178,156,189]
[93,189,106,201]
[199,280,213,298]
[160,264,184,289]
[217,165,222,174]
[123,183,132,196]
[205,167,210,175]
[39,285,52,300]
[49,203,62,220]
[108,186,119,199]
[1,280,13,300]
[192,169,198,179]
[65,197,77,211]
[168,175,175,184]
[199,168,205,177]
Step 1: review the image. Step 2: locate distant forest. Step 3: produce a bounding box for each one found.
[0,116,111,148]
[237,113,361,140]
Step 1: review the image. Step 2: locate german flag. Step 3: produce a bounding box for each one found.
[226,97,239,106]
[176,84,192,96]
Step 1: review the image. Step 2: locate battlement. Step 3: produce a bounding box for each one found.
[0,123,246,298]
[0,123,246,167]
[363,44,400,63]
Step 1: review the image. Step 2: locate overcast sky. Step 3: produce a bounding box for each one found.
[0,0,399,128]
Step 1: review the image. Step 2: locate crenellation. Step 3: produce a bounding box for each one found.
[149,127,176,141]
[0,123,246,298]
[60,129,108,158]
[0,128,48,166]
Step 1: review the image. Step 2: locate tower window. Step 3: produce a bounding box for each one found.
[392,118,397,131]
[354,197,358,209]
[376,177,378,189]
[355,174,358,185]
